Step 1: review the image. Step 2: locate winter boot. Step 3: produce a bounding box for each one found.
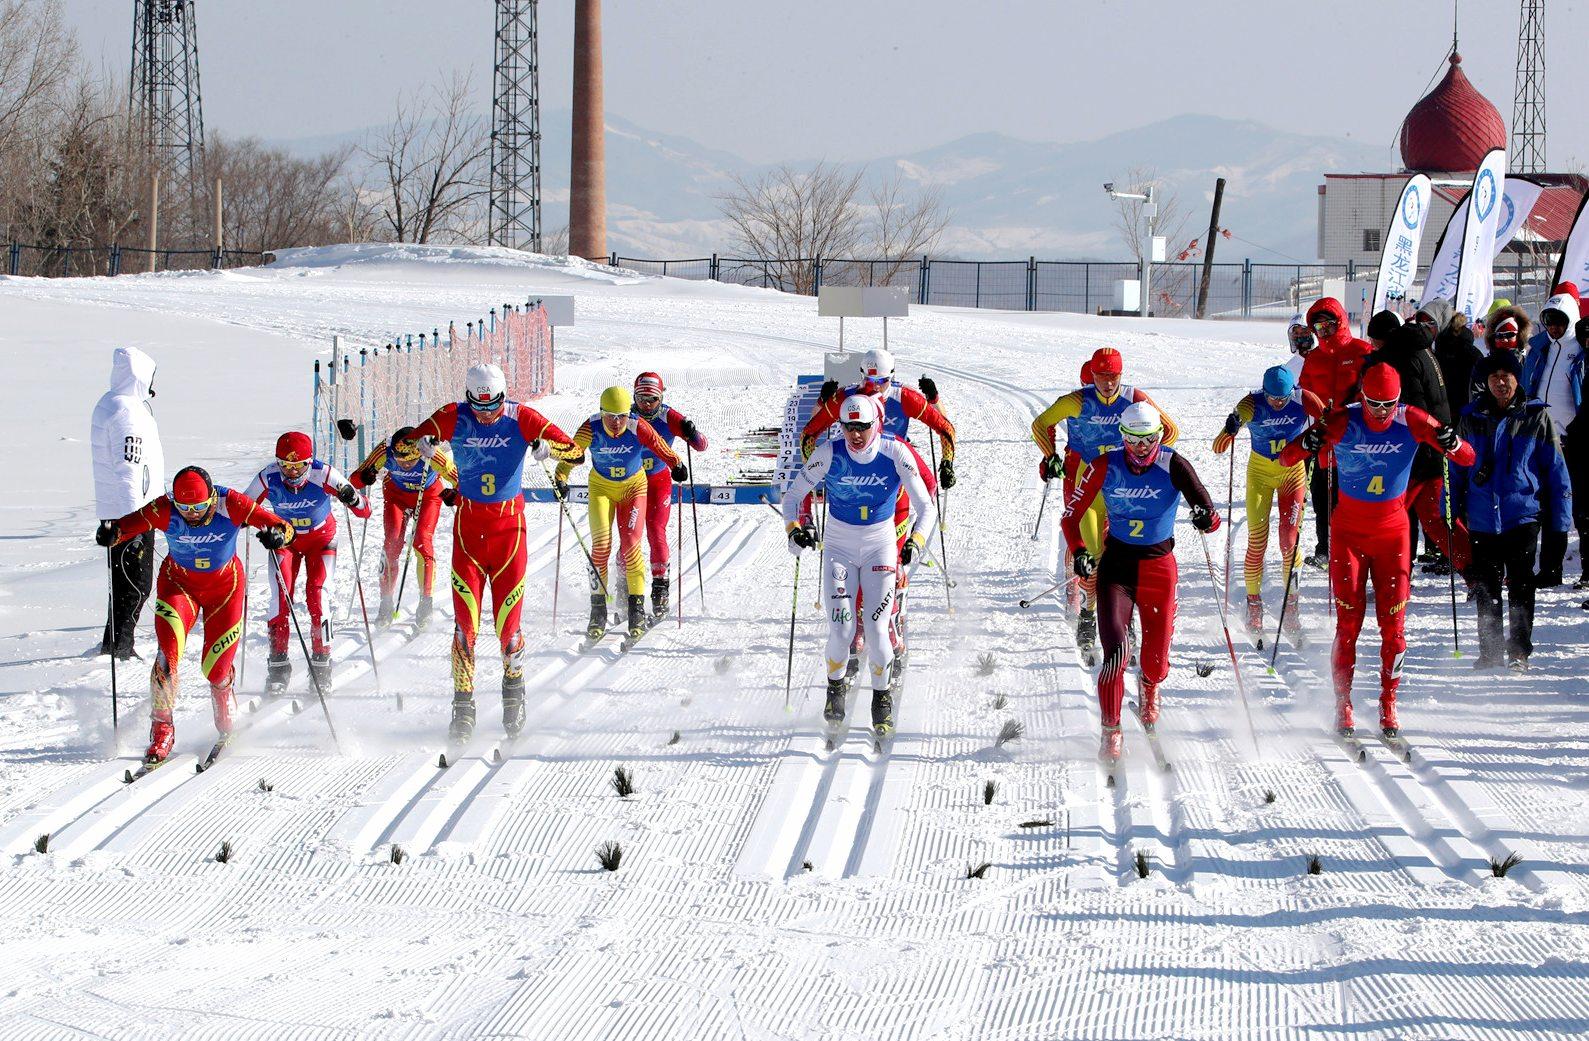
[308,651,333,695]
[265,653,291,695]
[823,678,847,725]
[377,595,394,624]
[626,594,649,639]
[650,575,669,618]
[1076,607,1099,666]
[501,675,526,738]
[1305,546,1329,570]
[586,593,607,642]
[1334,693,1355,737]
[448,693,477,745]
[415,596,434,628]
[1246,594,1264,635]
[210,681,235,738]
[1098,724,1123,764]
[1137,681,1160,730]
[870,686,894,737]
[1282,590,1302,641]
[145,713,175,765]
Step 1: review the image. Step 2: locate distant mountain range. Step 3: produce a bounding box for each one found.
[274,111,1393,262]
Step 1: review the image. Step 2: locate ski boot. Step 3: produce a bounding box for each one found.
[1137,681,1160,731]
[650,575,669,619]
[1098,724,1123,765]
[501,676,526,738]
[265,653,291,696]
[144,713,176,765]
[586,593,607,644]
[448,693,477,746]
[1305,547,1329,570]
[626,594,649,640]
[308,651,333,695]
[1334,694,1355,737]
[1282,590,1303,644]
[377,595,394,624]
[1246,594,1264,638]
[415,596,434,629]
[1507,655,1531,673]
[870,686,895,748]
[211,681,235,738]
[1075,607,1099,667]
[822,678,847,749]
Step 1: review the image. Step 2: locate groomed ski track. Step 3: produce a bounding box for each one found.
[4,245,1589,1039]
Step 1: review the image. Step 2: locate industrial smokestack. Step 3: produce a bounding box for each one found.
[569,0,606,261]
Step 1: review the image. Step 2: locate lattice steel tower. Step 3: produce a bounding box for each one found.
[1512,0,1546,173]
[489,1,542,251]
[130,1,206,236]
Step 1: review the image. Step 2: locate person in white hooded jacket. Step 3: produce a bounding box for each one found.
[1523,291,1586,585]
[91,347,165,658]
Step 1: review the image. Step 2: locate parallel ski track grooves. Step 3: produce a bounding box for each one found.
[1255,629,1522,890]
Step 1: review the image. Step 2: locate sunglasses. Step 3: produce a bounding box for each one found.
[1494,332,1518,342]
[1311,319,1338,332]
[278,459,309,478]
[1121,430,1161,446]
[841,420,875,432]
[392,442,421,462]
[468,395,504,413]
[1364,396,1398,410]
[635,393,661,407]
[174,496,213,516]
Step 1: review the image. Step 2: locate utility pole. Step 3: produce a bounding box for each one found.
[1195,177,1226,319]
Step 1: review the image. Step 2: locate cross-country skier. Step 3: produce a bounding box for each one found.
[799,347,953,669]
[630,372,709,616]
[1212,365,1323,639]
[350,426,460,627]
[782,393,937,744]
[95,466,293,765]
[1031,347,1179,665]
[410,363,578,743]
[1279,362,1475,738]
[244,431,371,695]
[1062,403,1216,763]
[1031,359,1095,614]
[1299,297,1374,568]
[554,385,685,643]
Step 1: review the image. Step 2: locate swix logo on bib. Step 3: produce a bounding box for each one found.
[166,489,242,571]
[1101,447,1180,545]
[1335,405,1416,502]
[1070,385,1136,459]
[263,465,333,530]
[385,452,437,493]
[1249,393,1310,460]
[824,442,901,525]
[588,413,646,482]
[632,403,673,472]
[453,402,528,503]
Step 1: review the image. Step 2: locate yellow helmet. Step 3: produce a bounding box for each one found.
[600,385,632,415]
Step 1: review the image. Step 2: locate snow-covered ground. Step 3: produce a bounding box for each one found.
[3,245,1587,1040]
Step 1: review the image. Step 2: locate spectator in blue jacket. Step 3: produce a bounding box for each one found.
[1452,351,1573,669]
[1521,292,1585,587]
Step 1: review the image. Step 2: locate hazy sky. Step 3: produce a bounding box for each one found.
[63,0,1589,168]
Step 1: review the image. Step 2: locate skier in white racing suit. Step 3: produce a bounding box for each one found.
[782,393,937,739]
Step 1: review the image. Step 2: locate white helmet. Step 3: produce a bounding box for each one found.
[859,348,895,387]
[466,363,506,411]
[1119,401,1163,439]
[839,393,882,428]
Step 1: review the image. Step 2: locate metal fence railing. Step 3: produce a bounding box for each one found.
[609,252,1566,320]
[3,242,270,278]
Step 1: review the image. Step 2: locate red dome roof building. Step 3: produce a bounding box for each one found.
[1398,53,1507,174]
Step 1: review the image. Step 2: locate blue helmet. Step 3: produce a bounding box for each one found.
[1262,365,1296,399]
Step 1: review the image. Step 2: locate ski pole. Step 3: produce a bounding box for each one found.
[393,507,416,620]
[537,459,607,600]
[1198,528,1260,753]
[784,555,801,713]
[1443,456,1462,658]
[1223,450,1235,611]
[267,546,341,752]
[343,501,396,710]
[239,538,250,694]
[928,437,952,613]
[1019,578,1064,609]
[104,546,119,733]
[676,480,683,628]
[1268,464,1310,673]
[686,443,705,611]
[551,503,564,626]
[1031,479,1052,542]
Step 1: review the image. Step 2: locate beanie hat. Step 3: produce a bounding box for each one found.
[1262,365,1297,398]
[1477,350,1522,382]
[275,431,313,462]
[634,372,665,396]
[172,466,215,507]
[1366,310,1402,341]
[1089,347,1123,376]
[1361,363,1402,402]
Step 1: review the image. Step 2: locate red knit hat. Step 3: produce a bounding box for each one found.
[1361,363,1402,403]
[171,466,214,508]
[1079,360,1094,384]
[275,431,313,462]
[634,372,665,396]
[1090,347,1123,376]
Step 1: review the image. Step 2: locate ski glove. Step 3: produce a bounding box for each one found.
[441,487,458,508]
[901,533,925,566]
[670,462,689,482]
[787,524,818,556]
[1434,423,1459,452]
[1223,411,1242,436]
[679,418,700,444]
[553,479,570,502]
[1190,504,1220,533]
[938,458,955,490]
[1300,425,1326,455]
[1212,431,1235,455]
[1039,454,1065,481]
[95,520,120,548]
[1072,549,1097,579]
[357,465,378,487]
[256,525,292,551]
[336,483,361,508]
[531,439,551,462]
[819,379,840,404]
[918,375,939,403]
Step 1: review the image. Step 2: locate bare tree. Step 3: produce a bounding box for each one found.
[363,72,490,244]
[1109,166,1198,315]
[541,223,569,258]
[861,170,949,286]
[204,135,349,253]
[717,161,864,294]
[0,0,78,240]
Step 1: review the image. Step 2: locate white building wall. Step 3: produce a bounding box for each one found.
[1319,175,1460,271]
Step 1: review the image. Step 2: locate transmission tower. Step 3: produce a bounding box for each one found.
[1512,0,1546,173]
[130,1,206,240]
[489,1,542,252]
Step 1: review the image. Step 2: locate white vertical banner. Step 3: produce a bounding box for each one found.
[1553,192,1589,292]
[1372,174,1431,313]
[1492,177,1543,257]
[1421,201,1466,308]
[1452,148,1507,323]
